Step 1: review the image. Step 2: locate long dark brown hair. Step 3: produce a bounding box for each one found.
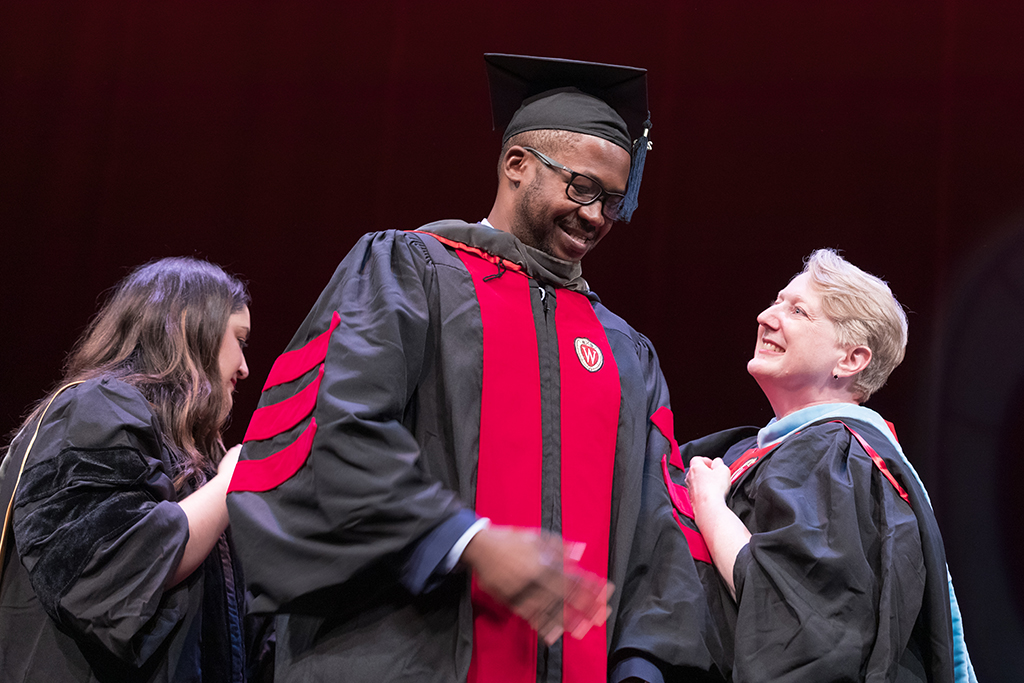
[11,257,249,492]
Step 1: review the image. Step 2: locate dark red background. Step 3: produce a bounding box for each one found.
[2,2,1021,678]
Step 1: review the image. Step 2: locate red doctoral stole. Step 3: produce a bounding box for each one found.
[455,246,621,683]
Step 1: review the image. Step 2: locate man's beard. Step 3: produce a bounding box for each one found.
[510,178,588,260]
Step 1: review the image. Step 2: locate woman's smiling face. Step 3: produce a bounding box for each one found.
[747,272,848,412]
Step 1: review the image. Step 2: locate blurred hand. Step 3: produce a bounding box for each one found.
[461,525,613,645]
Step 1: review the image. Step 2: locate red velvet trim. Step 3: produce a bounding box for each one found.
[262,312,340,391]
[673,509,713,564]
[662,455,695,519]
[243,364,324,443]
[833,420,911,507]
[651,408,693,516]
[653,407,716,571]
[458,250,540,683]
[556,289,619,683]
[417,231,527,276]
[653,413,718,566]
[650,406,686,471]
[228,419,318,493]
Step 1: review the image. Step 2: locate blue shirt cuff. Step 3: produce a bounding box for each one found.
[400,508,478,595]
[610,656,665,683]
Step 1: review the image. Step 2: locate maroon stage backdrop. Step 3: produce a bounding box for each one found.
[2,2,1022,678]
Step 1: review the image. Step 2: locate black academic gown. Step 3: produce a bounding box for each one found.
[227,221,718,683]
[0,378,254,683]
[675,418,955,683]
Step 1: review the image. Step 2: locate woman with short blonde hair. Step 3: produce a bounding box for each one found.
[677,249,973,682]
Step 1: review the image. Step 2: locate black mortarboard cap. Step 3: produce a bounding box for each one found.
[484,53,652,222]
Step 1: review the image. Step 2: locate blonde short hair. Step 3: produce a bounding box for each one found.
[802,249,908,402]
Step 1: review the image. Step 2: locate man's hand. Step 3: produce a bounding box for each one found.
[460,525,613,645]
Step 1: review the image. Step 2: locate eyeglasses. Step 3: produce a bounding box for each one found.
[523,146,626,221]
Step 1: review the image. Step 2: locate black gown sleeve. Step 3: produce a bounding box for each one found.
[228,231,466,613]
[610,335,725,683]
[729,423,926,683]
[12,379,191,666]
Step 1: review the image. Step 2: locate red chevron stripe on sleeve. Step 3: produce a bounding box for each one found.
[228,419,319,493]
[244,364,325,443]
[262,311,340,391]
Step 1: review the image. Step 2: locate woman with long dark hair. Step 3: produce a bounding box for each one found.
[0,256,257,682]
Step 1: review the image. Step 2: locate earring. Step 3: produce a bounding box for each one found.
[833,374,839,380]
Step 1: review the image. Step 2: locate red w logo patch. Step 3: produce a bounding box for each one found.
[574,337,604,372]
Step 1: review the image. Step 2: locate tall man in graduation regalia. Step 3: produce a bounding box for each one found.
[227,55,719,683]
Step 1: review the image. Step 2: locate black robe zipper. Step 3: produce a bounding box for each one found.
[533,280,564,683]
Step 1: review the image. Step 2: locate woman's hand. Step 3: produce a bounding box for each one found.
[685,456,731,509]
[218,443,241,479]
[685,455,750,600]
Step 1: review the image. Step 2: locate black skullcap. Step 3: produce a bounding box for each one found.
[485,54,652,221]
[503,87,630,151]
